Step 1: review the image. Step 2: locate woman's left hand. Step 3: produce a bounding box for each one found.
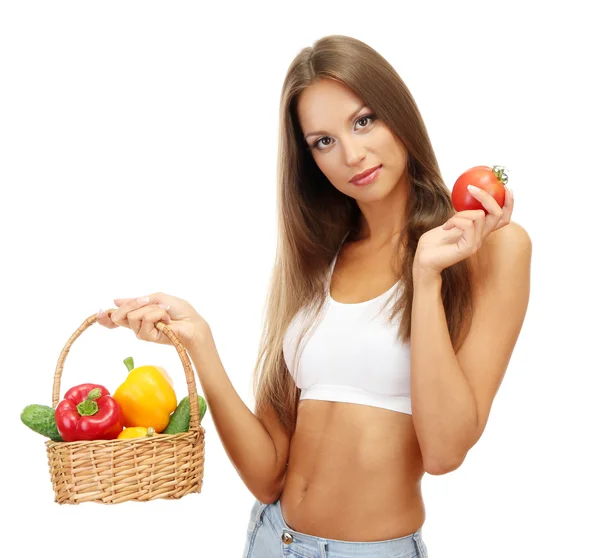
[413,184,514,277]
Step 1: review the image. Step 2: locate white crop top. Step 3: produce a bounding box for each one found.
[282,232,413,415]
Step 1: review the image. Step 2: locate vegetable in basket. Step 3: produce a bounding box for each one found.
[118,426,156,439]
[163,395,208,434]
[20,404,63,441]
[113,356,177,433]
[54,383,125,442]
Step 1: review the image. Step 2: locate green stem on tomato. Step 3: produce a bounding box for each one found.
[492,165,509,185]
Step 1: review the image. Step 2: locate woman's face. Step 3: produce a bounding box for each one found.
[296,78,409,200]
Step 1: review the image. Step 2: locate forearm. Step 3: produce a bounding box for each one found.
[186,326,280,500]
[410,269,479,474]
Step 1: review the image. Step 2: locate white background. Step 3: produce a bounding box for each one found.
[1,1,598,556]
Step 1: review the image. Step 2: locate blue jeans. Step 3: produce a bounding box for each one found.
[243,498,429,557]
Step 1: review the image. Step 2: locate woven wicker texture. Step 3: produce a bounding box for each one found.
[45,308,205,504]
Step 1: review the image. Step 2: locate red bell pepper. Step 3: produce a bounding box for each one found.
[55,383,124,442]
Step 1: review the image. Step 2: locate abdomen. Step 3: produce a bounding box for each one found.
[279,399,426,542]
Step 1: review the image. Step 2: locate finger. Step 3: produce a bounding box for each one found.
[442,214,483,230]
[122,303,170,336]
[115,293,167,309]
[467,185,503,218]
[452,213,485,246]
[110,295,153,326]
[467,186,507,236]
[473,213,485,246]
[97,309,118,329]
[442,216,478,252]
[441,227,464,243]
[137,307,172,342]
[444,209,488,224]
[500,187,515,224]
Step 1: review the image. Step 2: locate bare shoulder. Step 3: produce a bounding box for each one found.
[470,221,532,284]
[487,220,531,248]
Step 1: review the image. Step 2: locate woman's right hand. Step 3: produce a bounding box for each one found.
[97,292,209,351]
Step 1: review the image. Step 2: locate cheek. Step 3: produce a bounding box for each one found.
[380,132,403,157]
[313,160,353,193]
[392,146,409,168]
[315,158,340,181]
[392,137,409,163]
[372,126,403,156]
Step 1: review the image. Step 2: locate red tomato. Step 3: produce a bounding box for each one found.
[451,165,508,214]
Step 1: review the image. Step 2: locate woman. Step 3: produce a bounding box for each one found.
[98,35,532,557]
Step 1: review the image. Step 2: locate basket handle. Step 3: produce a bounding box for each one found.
[51,308,200,429]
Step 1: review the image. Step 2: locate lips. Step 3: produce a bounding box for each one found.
[350,165,382,184]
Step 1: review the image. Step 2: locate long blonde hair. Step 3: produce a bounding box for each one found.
[251,35,474,434]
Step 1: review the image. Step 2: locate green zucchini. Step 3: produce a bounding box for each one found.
[163,395,207,434]
[21,404,63,442]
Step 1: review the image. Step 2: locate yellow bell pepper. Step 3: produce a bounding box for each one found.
[118,426,156,439]
[113,357,177,433]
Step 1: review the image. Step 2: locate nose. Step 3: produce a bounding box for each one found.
[342,137,366,168]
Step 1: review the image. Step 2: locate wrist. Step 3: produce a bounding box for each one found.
[412,264,443,287]
[187,318,214,354]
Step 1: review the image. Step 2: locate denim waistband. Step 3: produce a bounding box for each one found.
[258,498,427,557]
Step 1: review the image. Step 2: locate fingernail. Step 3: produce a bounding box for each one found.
[467,185,481,193]
[158,303,170,310]
[98,309,105,318]
[137,296,149,304]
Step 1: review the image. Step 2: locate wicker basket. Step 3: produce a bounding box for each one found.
[45,308,205,504]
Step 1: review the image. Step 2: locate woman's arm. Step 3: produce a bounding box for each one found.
[187,327,290,502]
[411,222,532,475]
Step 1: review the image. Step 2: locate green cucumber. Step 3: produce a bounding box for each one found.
[163,395,207,434]
[21,404,63,442]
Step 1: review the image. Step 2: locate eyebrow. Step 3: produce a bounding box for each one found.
[304,104,367,141]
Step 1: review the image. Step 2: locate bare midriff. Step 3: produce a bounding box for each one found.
[279,399,426,542]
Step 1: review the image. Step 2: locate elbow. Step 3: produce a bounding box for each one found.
[261,492,281,504]
[424,452,466,476]
[422,429,476,475]
[259,488,282,505]
[251,486,279,505]
[257,470,287,504]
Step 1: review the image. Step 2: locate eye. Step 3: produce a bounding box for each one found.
[311,114,376,151]
[356,115,374,129]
